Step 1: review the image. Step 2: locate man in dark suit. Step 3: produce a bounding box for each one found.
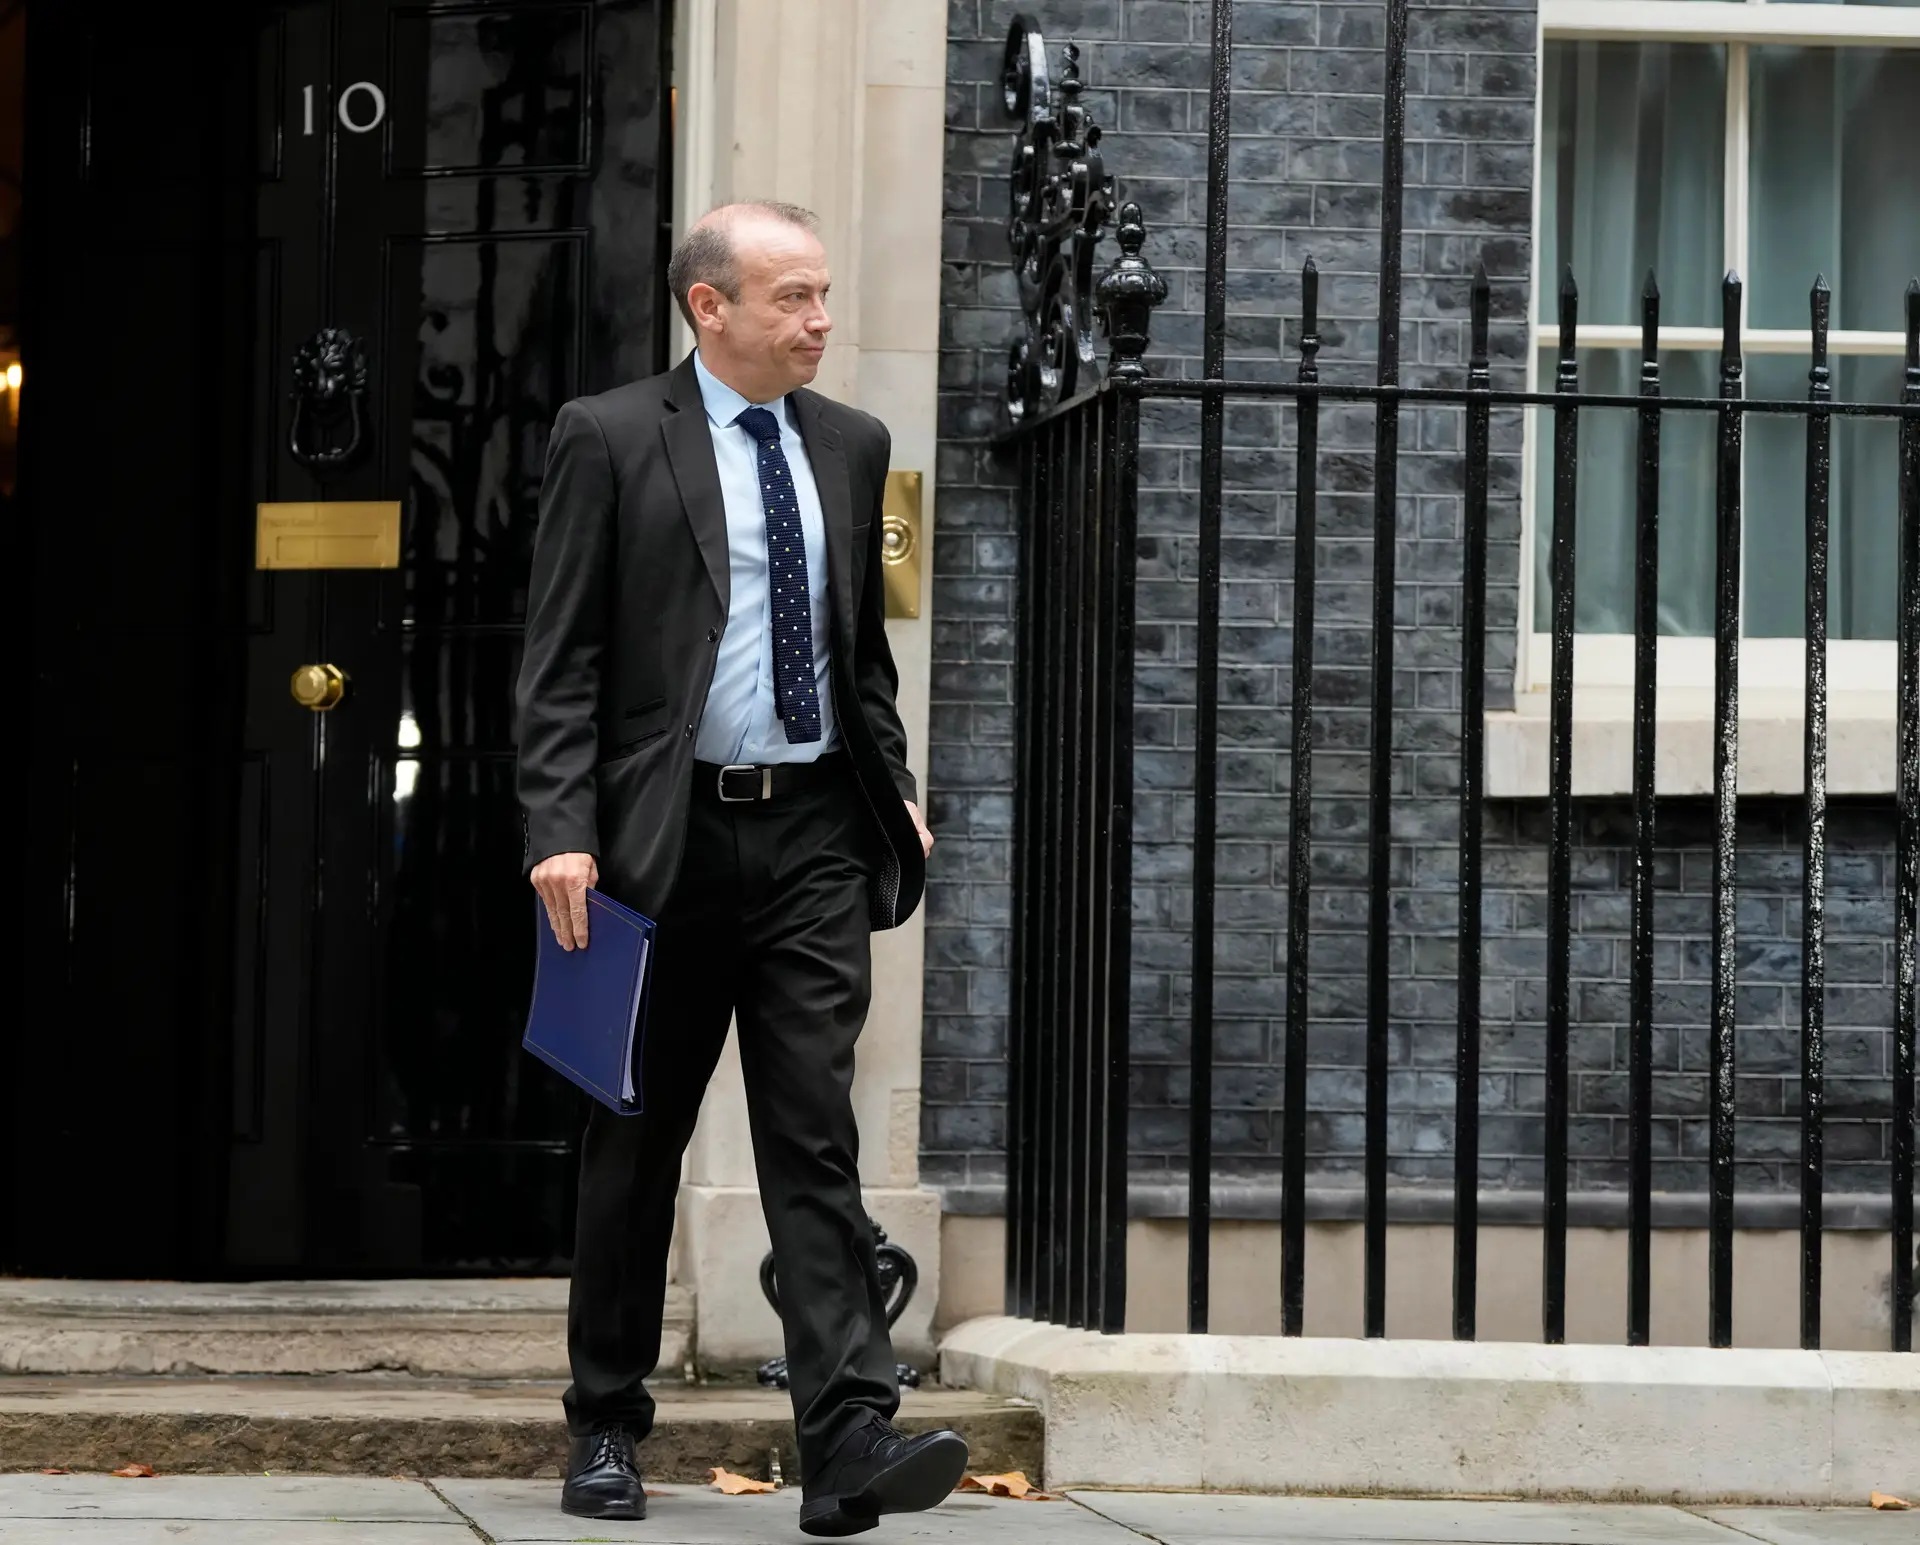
[515,201,967,1536]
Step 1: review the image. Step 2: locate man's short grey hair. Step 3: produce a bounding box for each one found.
[667,201,820,328]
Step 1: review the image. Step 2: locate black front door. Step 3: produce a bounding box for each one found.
[11,0,670,1276]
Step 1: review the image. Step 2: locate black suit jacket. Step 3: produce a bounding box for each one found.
[515,354,925,930]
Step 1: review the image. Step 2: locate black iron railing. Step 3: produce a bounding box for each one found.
[997,4,1920,1350]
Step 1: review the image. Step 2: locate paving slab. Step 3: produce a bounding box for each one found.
[1702,1511,1920,1545]
[436,1480,1138,1543]
[1066,1495,1747,1545]
[0,1524,470,1545]
[0,1475,453,1522]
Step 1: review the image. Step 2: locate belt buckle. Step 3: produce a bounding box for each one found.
[717,763,772,803]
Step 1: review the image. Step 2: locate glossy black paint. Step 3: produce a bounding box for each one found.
[1281,258,1322,1341]
[1362,0,1411,1344]
[1896,280,1920,1354]
[12,0,669,1276]
[1628,274,1662,1348]
[1000,22,1157,1336]
[1545,268,1579,1347]
[1451,265,1492,1343]
[1710,273,1746,1348]
[1188,0,1235,1338]
[1802,278,1833,1350]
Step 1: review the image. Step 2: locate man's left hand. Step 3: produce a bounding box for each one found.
[905,800,933,859]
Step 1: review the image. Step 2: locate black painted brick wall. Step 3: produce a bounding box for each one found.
[923,0,1903,1204]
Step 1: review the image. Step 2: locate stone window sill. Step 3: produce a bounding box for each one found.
[1485,688,1898,799]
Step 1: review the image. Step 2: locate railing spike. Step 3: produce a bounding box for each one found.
[1720,273,1743,380]
[1469,264,1491,373]
[1643,268,1659,302]
[1559,262,1578,303]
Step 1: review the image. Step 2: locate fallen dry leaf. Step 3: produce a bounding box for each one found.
[959,1471,1054,1501]
[111,1465,155,1479]
[708,1466,777,1495]
[39,1469,70,1476]
[1872,1494,1911,1511]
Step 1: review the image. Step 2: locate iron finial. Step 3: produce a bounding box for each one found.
[1297,256,1321,382]
[1810,276,1831,371]
[1720,271,1744,380]
[1096,200,1168,384]
[1556,264,1579,374]
[1469,262,1491,380]
[1641,270,1660,370]
[1466,261,1497,383]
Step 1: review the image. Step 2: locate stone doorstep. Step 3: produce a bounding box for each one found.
[0,1378,1043,1483]
[940,1317,1920,1504]
[0,1280,691,1381]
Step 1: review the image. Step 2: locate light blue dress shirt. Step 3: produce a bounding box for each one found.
[691,350,839,765]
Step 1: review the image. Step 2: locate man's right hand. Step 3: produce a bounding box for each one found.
[531,852,599,950]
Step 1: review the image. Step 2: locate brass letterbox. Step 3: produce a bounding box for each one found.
[255,500,402,570]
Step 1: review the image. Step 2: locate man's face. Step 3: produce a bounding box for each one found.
[698,217,832,399]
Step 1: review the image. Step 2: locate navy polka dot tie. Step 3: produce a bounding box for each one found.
[735,406,822,745]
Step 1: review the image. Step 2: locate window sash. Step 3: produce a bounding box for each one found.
[1520,14,1920,693]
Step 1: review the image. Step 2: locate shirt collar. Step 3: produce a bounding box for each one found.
[692,349,791,434]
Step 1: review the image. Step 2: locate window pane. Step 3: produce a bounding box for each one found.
[1749,46,1920,332]
[1745,354,1906,641]
[1540,42,1727,328]
[1532,349,1718,636]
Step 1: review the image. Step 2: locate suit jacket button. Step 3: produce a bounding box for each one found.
[707,627,719,642]
[684,723,695,738]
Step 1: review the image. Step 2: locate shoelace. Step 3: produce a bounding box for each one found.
[590,1427,640,1477]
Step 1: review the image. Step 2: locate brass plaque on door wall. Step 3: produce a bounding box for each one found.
[881,471,922,620]
[255,500,401,569]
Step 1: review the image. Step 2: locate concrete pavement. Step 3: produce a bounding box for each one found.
[1,1476,1914,1545]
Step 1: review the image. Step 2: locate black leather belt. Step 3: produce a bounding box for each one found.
[694,754,848,805]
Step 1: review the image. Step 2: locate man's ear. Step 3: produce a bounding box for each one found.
[687,282,726,335]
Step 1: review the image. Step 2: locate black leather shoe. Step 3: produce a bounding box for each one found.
[799,1419,969,1537]
[561,1425,647,1520]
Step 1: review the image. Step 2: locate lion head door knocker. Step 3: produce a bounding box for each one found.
[289,327,371,471]
[756,1225,922,1389]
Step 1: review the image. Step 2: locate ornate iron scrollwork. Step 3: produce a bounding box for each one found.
[755,1225,923,1390]
[1002,16,1165,423]
[289,327,371,471]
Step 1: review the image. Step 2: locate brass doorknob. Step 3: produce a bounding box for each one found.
[290,663,347,710]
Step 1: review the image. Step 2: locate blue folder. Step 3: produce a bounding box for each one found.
[522,888,656,1115]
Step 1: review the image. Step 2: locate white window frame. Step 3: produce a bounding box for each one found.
[1519,0,1920,699]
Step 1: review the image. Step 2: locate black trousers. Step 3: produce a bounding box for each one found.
[562,762,900,1477]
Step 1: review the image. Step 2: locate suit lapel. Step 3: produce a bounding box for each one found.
[662,354,729,611]
[792,390,855,645]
